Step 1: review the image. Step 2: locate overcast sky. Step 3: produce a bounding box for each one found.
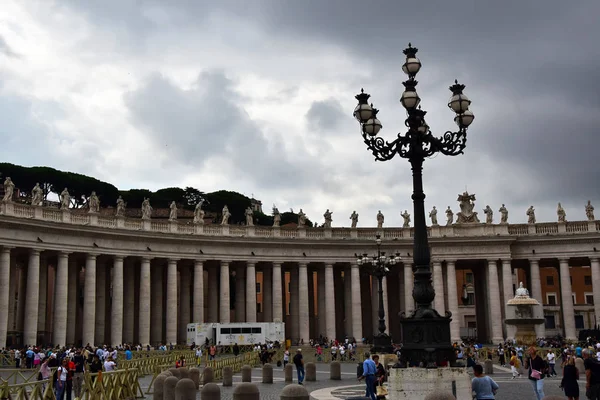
[1,0,599,226]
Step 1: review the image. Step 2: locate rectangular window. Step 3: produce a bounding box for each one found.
[465,273,473,284]
[547,293,557,306]
[545,315,556,329]
[221,328,231,334]
[575,315,585,330]
[242,327,251,334]
[585,275,593,286]
[251,327,261,334]
[256,302,262,313]
[546,276,554,286]
[467,293,475,305]
[585,293,594,305]
[256,283,261,293]
[288,282,291,293]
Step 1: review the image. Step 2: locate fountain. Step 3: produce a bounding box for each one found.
[505,283,545,345]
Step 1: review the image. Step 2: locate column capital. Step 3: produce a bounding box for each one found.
[431,259,442,265]
[113,255,125,262]
[219,260,231,266]
[0,246,13,254]
[30,248,42,256]
[350,262,359,269]
[194,259,204,266]
[86,253,99,260]
[325,263,334,269]
[246,261,256,267]
[168,258,180,263]
[445,259,457,265]
[57,251,71,258]
[298,262,308,268]
[589,256,600,263]
[558,257,570,264]
[501,258,512,264]
[140,256,152,262]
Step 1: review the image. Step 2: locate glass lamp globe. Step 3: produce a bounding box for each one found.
[417,122,429,135]
[454,110,475,128]
[353,103,373,123]
[402,57,422,76]
[400,90,421,110]
[448,93,471,113]
[363,117,382,136]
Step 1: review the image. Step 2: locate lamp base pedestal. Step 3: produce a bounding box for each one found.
[371,332,394,354]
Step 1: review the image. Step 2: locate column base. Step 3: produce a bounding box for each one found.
[371,332,394,354]
[399,311,457,368]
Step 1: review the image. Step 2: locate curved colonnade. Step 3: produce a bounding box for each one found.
[1,201,599,348]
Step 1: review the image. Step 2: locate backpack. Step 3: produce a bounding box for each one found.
[53,368,60,383]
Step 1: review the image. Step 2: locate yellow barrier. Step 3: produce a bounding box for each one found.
[0,368,43,385]
[0,378,55,400]
[80,368,144,400]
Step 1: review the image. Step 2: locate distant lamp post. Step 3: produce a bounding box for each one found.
[357,234,400,354]
[353,43,475,367]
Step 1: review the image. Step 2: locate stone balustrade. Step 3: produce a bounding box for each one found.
[1,201,598,239]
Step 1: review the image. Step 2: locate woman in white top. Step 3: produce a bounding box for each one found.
[283,349,290,368]
[55,359,69,398]
[546,351,557,377]
[103,357,116,372]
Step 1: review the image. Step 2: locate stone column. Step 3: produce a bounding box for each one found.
[180,266,191,343]
[219,261,230,323]
[235,266,246,322]
[487,260,504,343]
[432,261,445,313]
[317,268,326,337]
[138,257,151,347]
[0,247,11,348]
[298,263,310,342]
[403,263,413,314]
[111,256,124,346]
[350,263,362,340]
[272,263,283,322]
[53,252,69,347]
[166,259,178,344]
[208,267,219,322]
[193,260,204,323]
[66,259,77,345]
[501,259,515,339]
[344,267,352,336]
[289,268,299,340]
[324,264,336,341]
[24,249,42,345]
[529,259,546,338]
[95,261,106,345]
[151,263,163,345]
[7,259,17,339]
[263,267,272,322]
[82,253,97,346]
[591,258,600,326]
[371,277,378,334]
[246,263,257,322]
[123,260,135,343]
[559,258,576,340]
[446,260,460,342]
[37,256,48,338]
[382,276,390,334]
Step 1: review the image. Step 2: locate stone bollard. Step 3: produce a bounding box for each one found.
[154,374,168,400]
[175,378,197,400]
[330,361,341,380]
[262,363,273,383]
[179,368,190,380]
[201,383,221,400]
[241,365,252,382]
[280,383,309,400]
[223,366,233,387]
[484,359,493,375]
[424,391,456,400]
[170,367,182,379]
[284,364,293,383]
[305,362,316,381]
[202,366,214,384]
[189,368,201,389]
[162,370,174,377]
[233,382,259,400]
[164,376,180,400]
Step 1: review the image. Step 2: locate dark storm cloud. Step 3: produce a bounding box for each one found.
[305,99,345,131]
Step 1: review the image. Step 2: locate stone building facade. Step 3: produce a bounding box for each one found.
[0,200,599,348]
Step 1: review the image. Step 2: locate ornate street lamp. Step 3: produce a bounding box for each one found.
[353,43,475,368]
[357,235,400,354]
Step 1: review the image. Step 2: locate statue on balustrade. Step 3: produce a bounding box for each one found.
[377,210,384,228]
[141,198,153,220]
[245,206,254,226]
[193,201,205,224]
[526,206,536,224]
[401,210,411,228]
[586,200,595,221]
[272,206,281,227]
[88,191,100,213]
[483,205,493,224]
[60,188,71,210]
[298,209,306,227]
[350,211,359,228]
[429,206,438,226]
[2,177,14,202]
[221,205,231,225]
[456,191,480,223]
[499,204,508,224]
[557,202,567,222]
[323,209,333,228]
[31,183,43,206]
[446,206,454,225]
[116,196,126,216]
[169,201,178,221]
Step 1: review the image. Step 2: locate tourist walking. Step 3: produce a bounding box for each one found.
[546,350,557,377]
[283,348,289,368]
[471,364,499,399]
[509,350,521,379]
[293,349,305,384]
[525,347,546,400]
[560,355,579,400]
[358,352,377,400]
